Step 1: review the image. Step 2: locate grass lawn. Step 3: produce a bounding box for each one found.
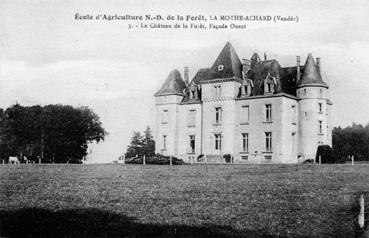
[1,164,369,237]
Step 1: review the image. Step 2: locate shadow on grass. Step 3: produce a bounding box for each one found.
[0,208,280,238]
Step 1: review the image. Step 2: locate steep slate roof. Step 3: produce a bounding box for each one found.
[191,68,212,85]
[279,66,305,96]
[209,42,243,80]
[297,53,328,88]
[154,69,187,96]
[246,60,283,95]
[157,42,329,101]
[189,42,243,84]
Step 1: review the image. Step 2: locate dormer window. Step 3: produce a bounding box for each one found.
[264,73,276,95]
[241,78,253,97]
[218,65,224,71]
[266,83,272,92]
[188,84,198,100]
[189,89,196,100]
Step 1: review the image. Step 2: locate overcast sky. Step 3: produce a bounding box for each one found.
[1,0,369,163]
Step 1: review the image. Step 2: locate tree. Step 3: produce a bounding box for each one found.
[142,126,155,157]
[0,104,107,163]
[125,126,155,158]
[125,131,143,158]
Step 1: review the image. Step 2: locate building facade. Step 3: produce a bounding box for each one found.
[154,42,332,163]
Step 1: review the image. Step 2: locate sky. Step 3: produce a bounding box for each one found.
[1,0,369,163]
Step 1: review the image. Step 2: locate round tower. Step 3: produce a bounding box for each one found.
[154,69,187,156]
[297,53,330,161]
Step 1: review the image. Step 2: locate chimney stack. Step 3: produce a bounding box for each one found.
[296,56,301,81]
[184,66,189,85]
[316,58,321,73]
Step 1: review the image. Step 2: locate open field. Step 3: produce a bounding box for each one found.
[1,164,369,237]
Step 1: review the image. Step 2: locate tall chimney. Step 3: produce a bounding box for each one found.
[184,66,189,85]
[316,58,321,73]
[296,56,301,81]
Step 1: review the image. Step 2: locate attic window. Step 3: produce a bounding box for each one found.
[266,83,272,93]
[218,65,224,71]
[241,80,252,97]
[264,74,275,95]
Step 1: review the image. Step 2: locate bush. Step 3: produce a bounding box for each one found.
[223,154,232,163]
[316,145,334,164]
[125,154,185,165]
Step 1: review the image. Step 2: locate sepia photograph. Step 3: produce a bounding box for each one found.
[1,0,369,237]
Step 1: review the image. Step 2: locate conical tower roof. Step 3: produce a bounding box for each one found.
[210,42,243,80]
[154,69,187,96]
[297,53,328,88]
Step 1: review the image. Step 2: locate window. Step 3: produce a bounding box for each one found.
[162,110,168,124]
[241,82,252,96]
[218,65,224,71]
[266,83,272,93]
[241,105,249,123]
[188,109,196,127]
[265,132,272,152]
[319,121,323,134]
[215,107,222,124]
[242,133,249,152]
[319,103,323,113]
[189,135,195,153]
[215,134,222,150]
[265,104,272,122]
[214,85,221,98]
[163,135,167,149]
[264,76,274,94]
[304,88,307,95]
[320,89,323,97]
[291,105,297,124]
[241,156,248,160]
[189,90,193,99]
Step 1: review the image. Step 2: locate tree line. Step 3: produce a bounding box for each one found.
[0,104,107,163]
[332,123,369,161]
[1,103,369,164]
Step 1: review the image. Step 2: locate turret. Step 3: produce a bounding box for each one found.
[297,53,331,161]
[154,69,187,156]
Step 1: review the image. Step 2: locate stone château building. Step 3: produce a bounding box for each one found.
[154,42,332,163]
